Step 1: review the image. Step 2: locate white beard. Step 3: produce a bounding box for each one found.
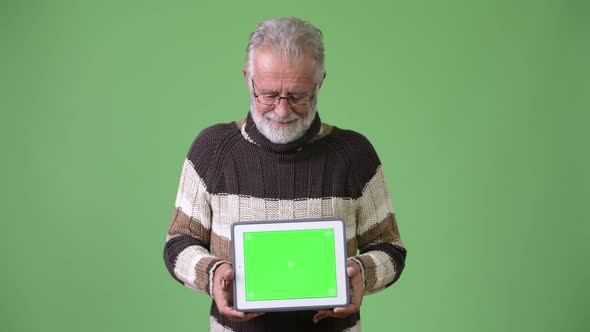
[250,99,317,144]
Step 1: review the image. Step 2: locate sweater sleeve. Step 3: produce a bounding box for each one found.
[162,135,228,296]
[342,132,406,294]
[350,165,406,294]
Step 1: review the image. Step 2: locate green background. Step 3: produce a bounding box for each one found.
[1,0,588,331]
[244,229,337,301]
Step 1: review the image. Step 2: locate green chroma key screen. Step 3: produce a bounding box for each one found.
[243,228,337,301]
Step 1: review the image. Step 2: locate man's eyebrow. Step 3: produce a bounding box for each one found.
[260,88,309,95]
[256,86,277,93]
[257,87,278,94]
[289,90,309,95]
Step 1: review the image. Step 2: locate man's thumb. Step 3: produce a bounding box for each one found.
[223,268,234,281]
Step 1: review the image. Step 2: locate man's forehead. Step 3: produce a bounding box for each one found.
[252,48,317,82]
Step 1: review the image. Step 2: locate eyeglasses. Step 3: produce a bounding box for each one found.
[251,79,316,107]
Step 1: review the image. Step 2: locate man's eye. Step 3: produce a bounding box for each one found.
[261,93,278,98]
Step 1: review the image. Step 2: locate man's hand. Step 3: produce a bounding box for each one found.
[212,263,264,321]
[313,260,365,324]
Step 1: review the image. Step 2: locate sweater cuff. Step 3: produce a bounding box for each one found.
[206,260,231,296]
[347,256,367,290]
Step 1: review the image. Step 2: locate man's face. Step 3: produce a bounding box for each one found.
[246,48,319,144]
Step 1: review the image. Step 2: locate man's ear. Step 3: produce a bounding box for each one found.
[242,67,248,86]
[318,71,327,89]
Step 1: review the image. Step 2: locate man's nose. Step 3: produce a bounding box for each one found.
[273,97,292,118]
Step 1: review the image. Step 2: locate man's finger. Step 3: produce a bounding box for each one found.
[313,309,334,323]
[347,266,358,278]
[223,268,234,281]
[221,268,234,290]
[222,307,264,321]
[333,305,357,315]
[243,312,265,320]
[221,307,246,320]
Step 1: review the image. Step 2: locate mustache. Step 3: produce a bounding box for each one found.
[264,111,301,123]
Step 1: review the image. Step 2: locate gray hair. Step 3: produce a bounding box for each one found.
[245,17,325,83]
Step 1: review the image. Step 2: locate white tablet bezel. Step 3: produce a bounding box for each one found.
[231,218,349,312]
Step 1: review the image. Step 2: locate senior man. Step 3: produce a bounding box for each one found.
[163,17,406,332]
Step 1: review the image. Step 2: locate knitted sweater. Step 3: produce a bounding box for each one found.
[163,112,406,332]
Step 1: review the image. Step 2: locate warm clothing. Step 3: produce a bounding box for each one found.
[163,112,406,332]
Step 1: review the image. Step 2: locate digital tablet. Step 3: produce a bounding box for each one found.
[231,218,349,312]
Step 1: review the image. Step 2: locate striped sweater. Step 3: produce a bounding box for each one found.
[163,112,406,332]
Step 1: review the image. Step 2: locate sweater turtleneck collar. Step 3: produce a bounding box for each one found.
[243,111,322,153]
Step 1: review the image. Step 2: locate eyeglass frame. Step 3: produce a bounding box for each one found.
[251,79,317,107]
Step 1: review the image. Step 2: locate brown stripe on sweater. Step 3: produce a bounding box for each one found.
[312,123,334,142]
[357,213,400,249]
[208,226,359,263]
[209,228,360,271]
[210,232,232,262]
[356,254,378,291]
[195,256,217,293]
[168,208,211,244]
